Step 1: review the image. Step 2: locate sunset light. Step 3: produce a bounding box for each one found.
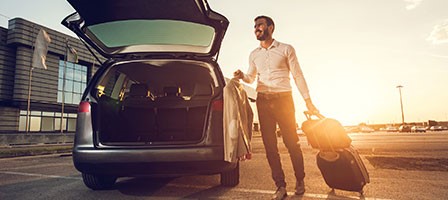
[210,0,448,126]
[0,0,446,127]
[0,1,447,200]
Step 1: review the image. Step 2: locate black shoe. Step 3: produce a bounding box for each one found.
[295,180,305,195]
[271,186,287,200]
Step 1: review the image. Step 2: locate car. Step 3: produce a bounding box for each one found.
[62,0,238,190]
[411,126,426,133]
[429,126,444,131]
[398,125,412,132]
[346,126,374,133]
[360,126,375,133]
[385,126,398,132]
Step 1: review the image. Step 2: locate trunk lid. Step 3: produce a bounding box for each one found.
[62,0,229,59]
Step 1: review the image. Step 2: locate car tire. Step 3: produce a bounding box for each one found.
[220,162,239,187]
[82,173,117,190]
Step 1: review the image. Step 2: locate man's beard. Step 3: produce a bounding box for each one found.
[256,28,269,41]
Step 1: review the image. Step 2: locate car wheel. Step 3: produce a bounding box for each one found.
[82,173,117,190]
[220,162,239,187]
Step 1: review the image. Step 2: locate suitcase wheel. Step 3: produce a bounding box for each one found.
[359,190,364,196]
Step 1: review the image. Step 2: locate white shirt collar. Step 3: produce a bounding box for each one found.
[258,39,279,50]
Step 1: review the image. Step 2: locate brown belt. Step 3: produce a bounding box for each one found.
[257,91,292,100]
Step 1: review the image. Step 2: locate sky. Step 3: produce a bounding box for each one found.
[1,0,447,126]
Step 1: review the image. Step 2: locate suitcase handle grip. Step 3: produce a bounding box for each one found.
[318,151,340,162]
[304,111,325,120]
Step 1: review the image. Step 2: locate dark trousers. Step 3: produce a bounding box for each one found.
[256,92,305,188]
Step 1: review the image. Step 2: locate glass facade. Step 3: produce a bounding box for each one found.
[57,60,87,105]
[16,60,88,133]
[18,110,77,132]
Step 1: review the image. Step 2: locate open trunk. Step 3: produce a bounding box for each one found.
[92,60,219,145]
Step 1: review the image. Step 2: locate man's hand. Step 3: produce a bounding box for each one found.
[305,98,319,114]
[233,70,244,79]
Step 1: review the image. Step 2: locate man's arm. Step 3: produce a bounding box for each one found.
[234,54,257,84]
[287,45,318,113]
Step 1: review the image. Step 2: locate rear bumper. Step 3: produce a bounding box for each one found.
[73,145,235,176]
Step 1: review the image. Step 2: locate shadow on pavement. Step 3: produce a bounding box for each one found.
[115,177,176,196]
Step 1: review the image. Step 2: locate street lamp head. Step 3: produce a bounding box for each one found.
[396,85,403,89]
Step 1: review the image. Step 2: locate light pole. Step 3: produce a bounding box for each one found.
[396,85,405,125]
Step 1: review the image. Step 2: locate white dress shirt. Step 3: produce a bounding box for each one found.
[242,40,311,100]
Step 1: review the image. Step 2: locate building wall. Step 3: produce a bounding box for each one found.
[12,46,59,105]
[7,18,99,108]
[0,18,101,136]
[0,107,19,132]
[0,27,16,102]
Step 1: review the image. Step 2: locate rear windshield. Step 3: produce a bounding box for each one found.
[94,60,219,101]
[86,20,215,54]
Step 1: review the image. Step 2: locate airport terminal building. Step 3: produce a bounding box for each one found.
[0,18,100,143]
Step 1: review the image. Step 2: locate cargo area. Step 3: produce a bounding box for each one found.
[91,60,219,145]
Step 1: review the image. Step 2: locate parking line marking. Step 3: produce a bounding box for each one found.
[0,172,392,200]
[167,183,392,200]
[1,163,73,171]
[0,153,71,161]
[0,171,81,180]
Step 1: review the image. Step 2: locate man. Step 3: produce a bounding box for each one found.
[234,15,318,200]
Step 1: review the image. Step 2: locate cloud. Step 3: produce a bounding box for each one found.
[404,0,423,10]
[427,20,448,44]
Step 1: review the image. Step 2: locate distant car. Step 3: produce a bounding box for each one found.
[429,126,444,131]
[399,125,412,132]
[360,126,375,133]
[345,126,374,133]
[345,127,359,133]
[411,126,426,133]
[385,127,398,132]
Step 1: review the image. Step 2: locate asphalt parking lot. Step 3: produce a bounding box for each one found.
[1,132,448,199]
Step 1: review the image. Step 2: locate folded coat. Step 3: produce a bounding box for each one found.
[223,78,253,162]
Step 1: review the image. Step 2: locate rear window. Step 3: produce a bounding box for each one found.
[86,20,215,54]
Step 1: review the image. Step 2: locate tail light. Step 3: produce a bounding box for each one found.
[78,101,91,113]
[211,99,223,111]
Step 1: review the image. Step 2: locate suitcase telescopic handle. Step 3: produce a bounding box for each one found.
[304,111,325,120]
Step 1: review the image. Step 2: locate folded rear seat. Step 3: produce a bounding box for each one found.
[122,83,156,141]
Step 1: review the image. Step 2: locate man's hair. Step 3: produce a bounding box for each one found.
[254,15,275,32]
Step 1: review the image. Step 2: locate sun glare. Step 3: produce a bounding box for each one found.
[295,69,388,126]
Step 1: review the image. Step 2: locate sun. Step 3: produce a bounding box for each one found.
[291,73,388,126]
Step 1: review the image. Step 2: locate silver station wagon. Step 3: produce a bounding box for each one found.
[62,0,238,190]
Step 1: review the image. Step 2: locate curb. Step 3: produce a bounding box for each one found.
[0,144,73,159]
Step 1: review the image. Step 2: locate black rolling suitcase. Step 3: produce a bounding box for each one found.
[301,112,369,194]
[316,146,370,194]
